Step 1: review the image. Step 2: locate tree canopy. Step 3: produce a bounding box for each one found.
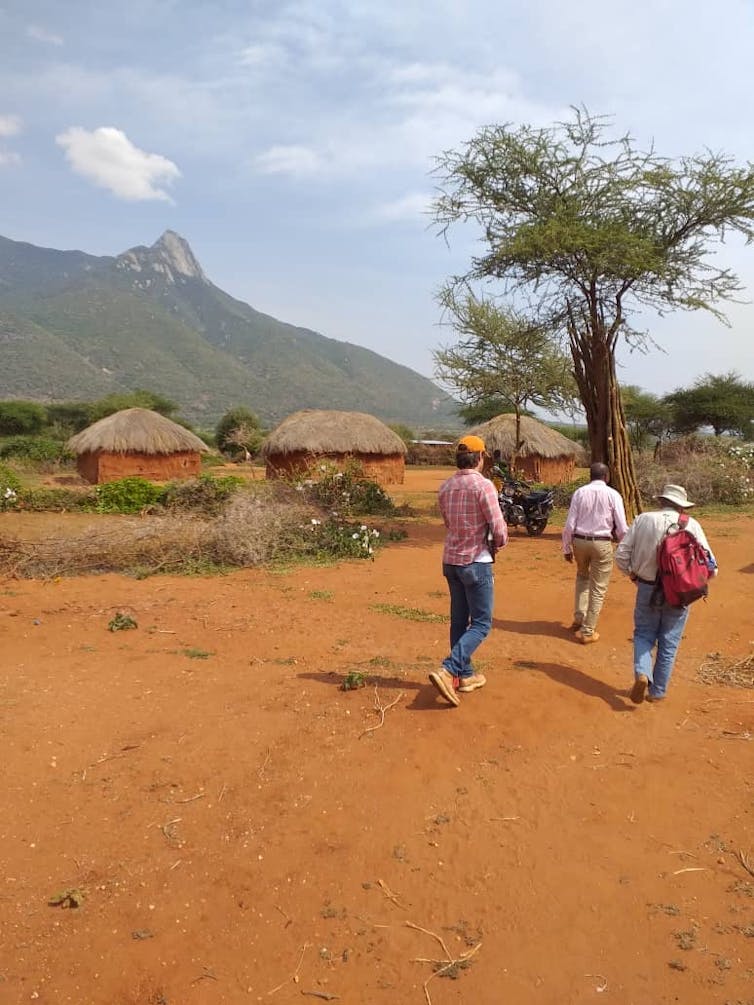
[215,407,264,456]
[434,107,754,514]
[664,371,754,436]
[434,294,578,458]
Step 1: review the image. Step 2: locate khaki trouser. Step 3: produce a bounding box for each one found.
[572,538,614,634]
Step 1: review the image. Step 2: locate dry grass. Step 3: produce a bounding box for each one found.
[697,652,754,689]
[0,492,316,579]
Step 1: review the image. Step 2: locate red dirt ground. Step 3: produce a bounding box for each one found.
[1,468,753,1005]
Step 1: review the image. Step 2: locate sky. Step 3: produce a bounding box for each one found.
[2,0,754,403]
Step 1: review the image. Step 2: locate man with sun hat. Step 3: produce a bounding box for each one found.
[429,434,508,707]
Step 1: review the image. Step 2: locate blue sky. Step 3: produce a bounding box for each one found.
[2,0,754,400]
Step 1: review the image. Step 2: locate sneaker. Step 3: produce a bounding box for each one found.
[428,668,460,707]
[577,630,600,645]
[458,672,487,693]
[630,674,649,704]
[646,693,666,704]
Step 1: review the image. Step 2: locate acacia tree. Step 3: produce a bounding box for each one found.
[434,294,577,466]
[620,385,672,451]
[663,371,754,436]
[434,108,754,516]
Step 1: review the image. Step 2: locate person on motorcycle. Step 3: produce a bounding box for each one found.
[429,435,509,706]
[562,462,628,644]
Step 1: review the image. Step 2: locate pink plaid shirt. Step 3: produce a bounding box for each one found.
[438,469,508,565]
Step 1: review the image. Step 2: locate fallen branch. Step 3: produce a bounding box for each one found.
[735,849,754,878]
[405,921,482,1005]
[376,878,405,909]
[268,943,309,996]
[359,687,404,739]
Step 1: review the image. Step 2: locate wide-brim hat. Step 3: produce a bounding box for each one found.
[656,483,695,508]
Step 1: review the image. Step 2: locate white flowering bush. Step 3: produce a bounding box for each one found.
[295,460,396,516]
[0,463,21,511]
[639,436,754,506]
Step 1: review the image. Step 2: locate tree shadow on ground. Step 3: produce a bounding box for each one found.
[512,658,634,712]
[494,617,573,640]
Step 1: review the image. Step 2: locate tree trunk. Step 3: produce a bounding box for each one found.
[568,315,642,520]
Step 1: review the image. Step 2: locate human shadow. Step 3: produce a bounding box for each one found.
[512,658,634,712]
[740,563,754,574]
[494,617,573,640]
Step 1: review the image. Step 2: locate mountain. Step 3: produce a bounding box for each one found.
[0,231,459,429]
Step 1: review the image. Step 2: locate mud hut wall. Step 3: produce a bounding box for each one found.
[265,450,404,486]
[77,450,202,484]
[511,455,575,485]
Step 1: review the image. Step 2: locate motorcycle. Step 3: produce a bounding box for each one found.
[497,477,554,536]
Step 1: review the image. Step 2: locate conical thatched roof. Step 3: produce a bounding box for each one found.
[66,408,209,456]
[469,414,582,459]
[262,410,407,457]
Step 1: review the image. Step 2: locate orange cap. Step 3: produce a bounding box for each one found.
[457,434,486,453]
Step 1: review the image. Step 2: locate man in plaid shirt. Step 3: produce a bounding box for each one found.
[429,435,508,707]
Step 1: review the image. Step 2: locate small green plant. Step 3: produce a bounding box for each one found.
[95,477,165,514]
[309,589,334,601]
[342,671,367,690]
[183,648,211,660]
[371,603,448,623]
[108,612,138,632]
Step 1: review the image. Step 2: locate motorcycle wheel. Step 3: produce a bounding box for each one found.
[526,518,548,536]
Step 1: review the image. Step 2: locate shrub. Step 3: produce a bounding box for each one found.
[0,462,21,511]
[637,435,753,506]
[296,462,396,516]
[95,477,166,514]
[550,473,590,509]
[16,487,96,512]
[0,436,71,463]
[160,473,245,515]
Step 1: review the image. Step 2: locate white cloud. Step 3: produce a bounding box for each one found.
[0,150,21,167]
[370,191,432,224]
[55,126,181,202]
[27,24,63,46]
[255,144,323,176]
[0,114,21,137]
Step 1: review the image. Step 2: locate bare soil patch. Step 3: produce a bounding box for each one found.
[1,468,753,1004]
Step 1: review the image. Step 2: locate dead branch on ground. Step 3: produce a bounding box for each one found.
[359,687,404,739]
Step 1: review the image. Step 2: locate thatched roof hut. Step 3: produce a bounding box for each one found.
[67,408,208,484]
[470,414,585,484]
[262,409,407,485]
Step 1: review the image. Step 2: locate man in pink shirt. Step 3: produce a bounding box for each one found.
[429,435,509,707]
[561,462,628,644]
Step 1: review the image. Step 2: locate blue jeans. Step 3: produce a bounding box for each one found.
[633,582,690,698]
[442,562,494,679]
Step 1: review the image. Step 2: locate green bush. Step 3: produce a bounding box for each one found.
[0,436,71,463]
[298,462,396,516]
[0,462,21,510]
[16,487,96,512]
[95,477,166,514]
[160,473,245,515]
[550,473,590,509]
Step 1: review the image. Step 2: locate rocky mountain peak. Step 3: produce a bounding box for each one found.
[116,230,205,282]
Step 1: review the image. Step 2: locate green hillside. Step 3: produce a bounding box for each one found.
[0,231,459,429]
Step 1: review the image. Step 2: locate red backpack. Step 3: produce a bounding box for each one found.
[656,514,710,608]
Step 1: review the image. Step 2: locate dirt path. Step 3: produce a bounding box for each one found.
[1,469,753,1004]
